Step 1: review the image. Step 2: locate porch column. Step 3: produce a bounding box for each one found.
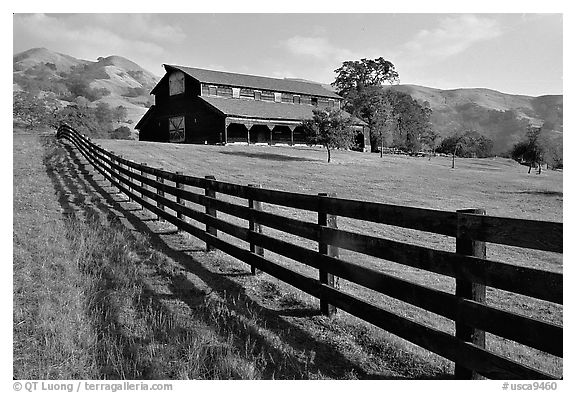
[269,124,273,146]
[245,123,254,145]
[288,125,297,146]
[224,118,232,145]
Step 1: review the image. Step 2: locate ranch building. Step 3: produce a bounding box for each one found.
[136,65,370,151]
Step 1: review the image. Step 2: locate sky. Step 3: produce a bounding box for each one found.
[12,11,563,97]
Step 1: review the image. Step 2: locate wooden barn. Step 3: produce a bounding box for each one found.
[136,65,370,151]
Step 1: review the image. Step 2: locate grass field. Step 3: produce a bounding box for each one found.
[14,131,562,379]
[96,140,562,221]
[95,139,563,377]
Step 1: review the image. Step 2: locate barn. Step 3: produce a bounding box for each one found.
[136,65,370,151]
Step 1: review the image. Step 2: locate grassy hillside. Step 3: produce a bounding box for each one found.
[386,84,563,153]
[13,48,158,129]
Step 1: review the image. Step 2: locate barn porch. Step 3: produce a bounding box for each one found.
[224,117,308,146]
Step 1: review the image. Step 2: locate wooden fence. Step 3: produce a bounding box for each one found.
[56,124,563,380]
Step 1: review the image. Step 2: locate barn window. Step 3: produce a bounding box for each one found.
[169,116,185,143]
[209,85,217,96]
[293,95,301,104]
[274,92,282,103]
[311,97,318,106]
[261,91,274,101]
[169,71,185,96]
[201,84,210,96]
[254,91,262,100]
[217,86,232,97]
[240,88,253,98]
[232,88,240,98]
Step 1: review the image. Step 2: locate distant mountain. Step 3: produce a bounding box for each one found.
[384,84,563,153]
[13,47,159,127]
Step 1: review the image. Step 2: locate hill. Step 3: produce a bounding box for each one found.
[13,48,159,128]
[385,84,563,153]
[13,47,88,73]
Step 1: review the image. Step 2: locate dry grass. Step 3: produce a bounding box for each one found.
[18,131,454,379]
[94,139,563,378]
[13,130,562,379]
[13,132,307,379]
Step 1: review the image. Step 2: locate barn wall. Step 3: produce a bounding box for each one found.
[184,97,225,144]
[139,117,169,142]
[141,94,225,144]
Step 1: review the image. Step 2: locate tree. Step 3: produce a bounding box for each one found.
[332,58,410,156]
[13,91,60,130]
[542,135,563,170]
[438,130,495,168]
[441,132,469,169]
[346,86,396,155]
[110,126,132,140]
[332,57,400,99]
[95,102,113,126]
[301,108,355,163]
[420,128,440,159]
[113,105,128,124]
[372,96,396,158]
[510,127,546,174]
[54,104,107,138]
[388,91,432,153]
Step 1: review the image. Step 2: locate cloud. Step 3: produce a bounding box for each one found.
[281,35,382,62]
[281,36,354,60]
[401,15,503,60]
[13,14,185,71]
[72,14,186,42]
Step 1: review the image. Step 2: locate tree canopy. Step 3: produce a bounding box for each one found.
[509,127,557,173]
[332,57,399,99]
[13,91,60,129]
[437,130,495,168]
[301,108,355,163]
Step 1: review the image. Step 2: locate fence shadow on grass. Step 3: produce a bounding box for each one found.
[42,136,446,379]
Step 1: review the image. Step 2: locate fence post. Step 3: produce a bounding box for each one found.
[109,151,116,191]
[248,184,264,274]
[176,171,186,231]
[156,169,165,221]
[204,175,217,251]
[455,208,487,380]
[318,192,338,317]
[126,159,133,202]
[118,155,132,202]
[139,163,147,209]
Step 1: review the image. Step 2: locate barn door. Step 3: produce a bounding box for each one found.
[169,116,185,143]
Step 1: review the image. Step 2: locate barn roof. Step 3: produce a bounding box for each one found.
[199,96,366,126]
[161,64,342,99]
[134,104,156,130]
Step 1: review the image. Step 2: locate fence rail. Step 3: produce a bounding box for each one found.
[56,124,563,380]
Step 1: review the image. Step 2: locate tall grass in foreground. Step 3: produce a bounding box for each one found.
[15,207,296,379]
[15,134,301,379]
